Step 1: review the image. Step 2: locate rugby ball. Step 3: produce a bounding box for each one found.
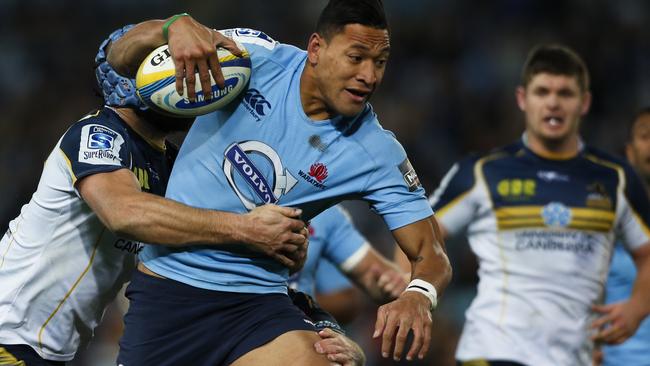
[135,43,251,117]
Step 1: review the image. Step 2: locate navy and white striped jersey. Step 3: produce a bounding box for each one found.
[430,139,650,366]
[0,107,176,361]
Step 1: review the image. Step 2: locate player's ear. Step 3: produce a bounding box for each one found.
[307,33,324,65]
[515,86,526,112]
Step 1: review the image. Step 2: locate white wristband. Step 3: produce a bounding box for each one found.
[404,279,438,310]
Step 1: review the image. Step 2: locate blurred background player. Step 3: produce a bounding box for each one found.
[413,44,650,365]
[0,25,310,366]
[289,205,407,319]
[314,259,364,324]
[106,1,451,364]
[598,107,650,366]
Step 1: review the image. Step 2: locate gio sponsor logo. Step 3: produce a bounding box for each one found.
[149,47,172,67]
[243,89,271,121]
[223,141,297,210]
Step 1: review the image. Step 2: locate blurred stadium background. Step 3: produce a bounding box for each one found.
[2,0,650,365]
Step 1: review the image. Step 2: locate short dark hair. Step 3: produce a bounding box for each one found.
[521,44,590,92]
[627,107,650,141]
[315,0,388,40]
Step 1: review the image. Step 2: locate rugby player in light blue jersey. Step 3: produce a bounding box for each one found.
[600,108,650,366]
[106,1,451,365]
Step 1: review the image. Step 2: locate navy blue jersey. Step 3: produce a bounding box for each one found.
[59,107,176,197]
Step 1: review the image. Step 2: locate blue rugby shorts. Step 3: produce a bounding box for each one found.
[117,269,318,366]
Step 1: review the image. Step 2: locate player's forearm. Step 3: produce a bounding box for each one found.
[394,217,452,295]
[403,236,451,294]
[107,20,167,77]
[106,190,245,246]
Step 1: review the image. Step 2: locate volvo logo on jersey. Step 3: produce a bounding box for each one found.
[223,141,297,210]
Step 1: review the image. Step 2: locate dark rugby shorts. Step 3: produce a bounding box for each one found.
[0,344,64,366]
[117,269,317,366]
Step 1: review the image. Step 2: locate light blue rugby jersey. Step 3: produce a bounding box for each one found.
[288,205,367,297]
[140,29,431,293]
[603,243,650,366]
[315,259,354,295]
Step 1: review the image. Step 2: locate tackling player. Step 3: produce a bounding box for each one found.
[107,1,451,365]
[417,44,650,365]
[0,26,309,365]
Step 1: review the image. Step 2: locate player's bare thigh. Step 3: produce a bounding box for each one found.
[230,330,330,366]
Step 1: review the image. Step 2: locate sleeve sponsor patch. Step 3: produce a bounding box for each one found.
[222,28,277,50]
[78,124,124,166]
[398,158,422,192]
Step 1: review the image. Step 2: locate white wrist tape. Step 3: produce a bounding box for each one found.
[404,279,438,310]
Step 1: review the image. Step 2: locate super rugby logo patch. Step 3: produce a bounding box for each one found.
[78,124,124,166]
[223,141,297,210]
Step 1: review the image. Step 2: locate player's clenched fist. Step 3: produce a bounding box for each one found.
[240,205,308,271]
[372,291,433,361]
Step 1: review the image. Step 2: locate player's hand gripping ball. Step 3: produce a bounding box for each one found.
[135,42,251,117]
